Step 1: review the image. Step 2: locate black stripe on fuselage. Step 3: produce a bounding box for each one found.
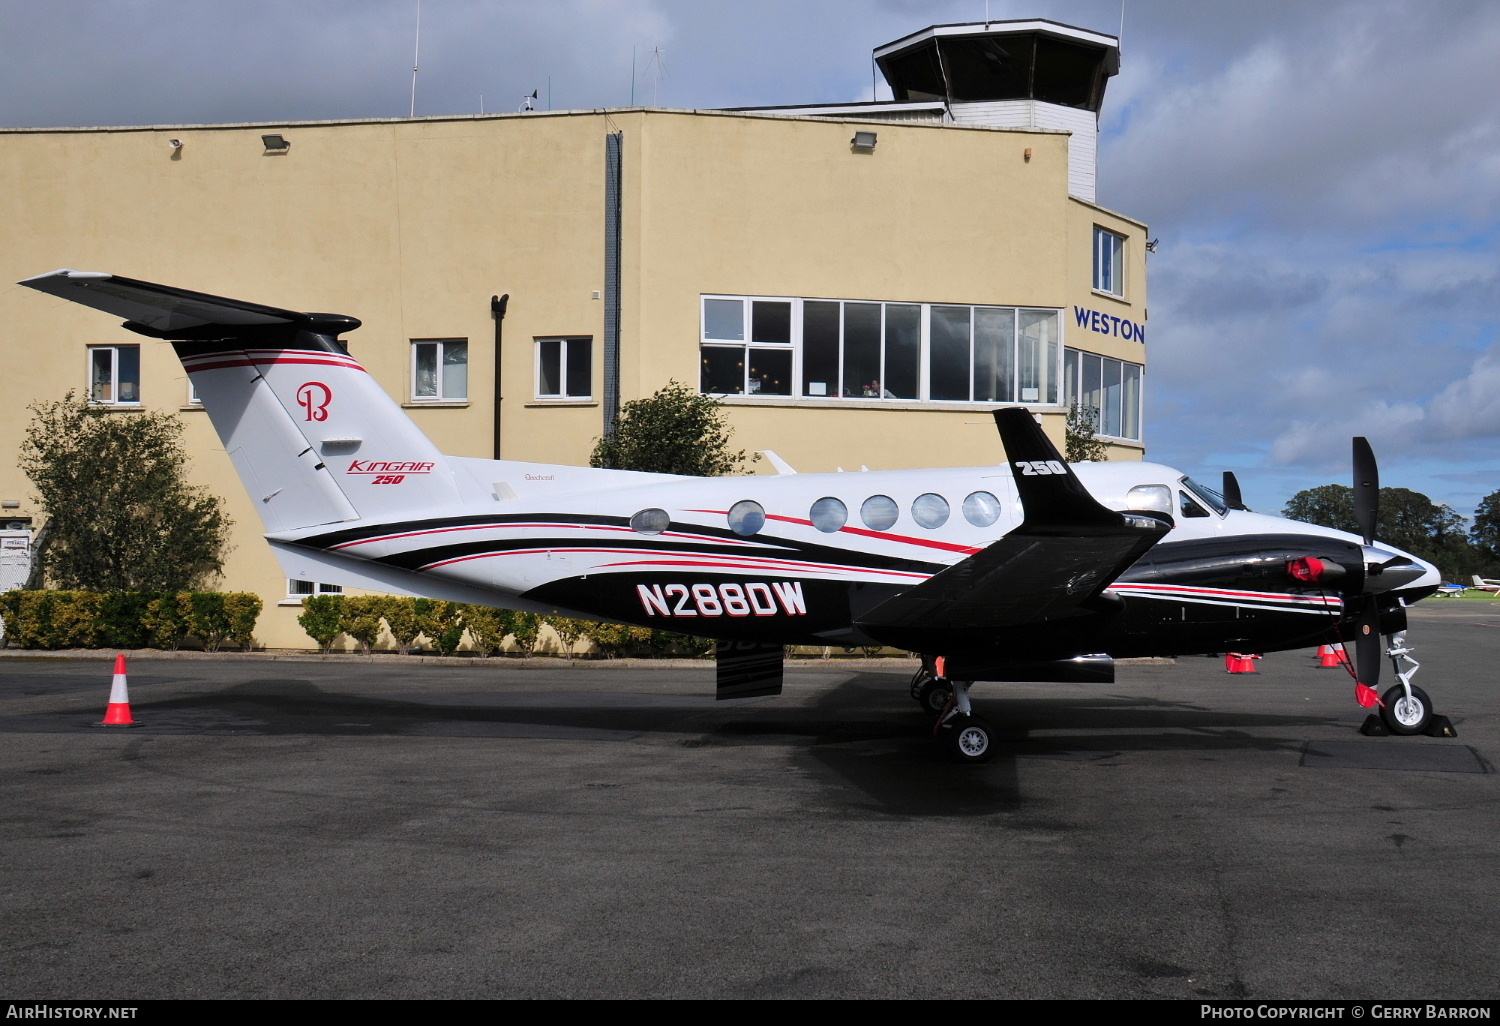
[290,512,952,576]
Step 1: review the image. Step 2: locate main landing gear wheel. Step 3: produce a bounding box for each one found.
[918,679,954,717]
[944,715,995,764]
[1380,684,1432,736]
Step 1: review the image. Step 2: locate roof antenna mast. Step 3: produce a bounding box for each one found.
[409,0,422,118]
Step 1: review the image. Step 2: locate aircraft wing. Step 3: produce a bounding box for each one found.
[17,269,356,339]
[856,409,1168,632]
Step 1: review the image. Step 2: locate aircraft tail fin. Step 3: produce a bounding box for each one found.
[21,270,464,533]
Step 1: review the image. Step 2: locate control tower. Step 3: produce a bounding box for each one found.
[874,20,1119,203]
[735,19,1119,205]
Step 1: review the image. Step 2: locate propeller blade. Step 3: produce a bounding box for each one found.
[1222,471,1247,511]
[1354,598,1382,692]
[1353,437,1378,546]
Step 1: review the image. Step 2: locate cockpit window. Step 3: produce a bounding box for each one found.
[1181,477,1228,516]
[1179,491,1211,518]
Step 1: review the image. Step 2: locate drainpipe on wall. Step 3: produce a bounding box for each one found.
[603,131,623,441]
[490,293,509,461]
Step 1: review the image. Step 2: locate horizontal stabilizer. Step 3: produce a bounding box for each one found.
[18,269,357,340]
[857,408,1166,633]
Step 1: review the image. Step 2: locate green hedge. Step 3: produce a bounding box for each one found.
[0,590,261,651]
[293,595,716,658]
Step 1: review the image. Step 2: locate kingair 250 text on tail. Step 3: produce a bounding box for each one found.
[22,270,1450,762]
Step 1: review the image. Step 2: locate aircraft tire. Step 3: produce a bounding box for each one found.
[1380,684,1432,736]
[946,715,995,764]
[918,679,953,717]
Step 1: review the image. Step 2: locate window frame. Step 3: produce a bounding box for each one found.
[1062,347,1144,442]
[86,344,141,406]
[410,338,470,403]
[534,336,594,400]
[700,295,798,397]
[285,579,344,600]
[700,295,1063,407]
[1093,226,1126,298]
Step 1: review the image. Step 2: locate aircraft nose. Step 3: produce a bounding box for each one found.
[1361,545,1439,593]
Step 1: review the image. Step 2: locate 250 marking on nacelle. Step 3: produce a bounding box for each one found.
[637,582,807,618]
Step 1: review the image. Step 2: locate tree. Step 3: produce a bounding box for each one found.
[1064,403,1108,463]
[1473,491,1500,560]
[1283,483,1481,579]
[19,394,230,591]
[1283,485,1358,535]
[590,381,753,475]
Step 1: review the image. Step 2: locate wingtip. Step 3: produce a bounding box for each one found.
[18,268,112,287]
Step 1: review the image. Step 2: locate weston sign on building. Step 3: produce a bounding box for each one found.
[0,18,1149,648]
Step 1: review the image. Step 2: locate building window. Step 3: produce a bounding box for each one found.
[701,295,1059,405]
[88,345,140,405]
[1093,227,1125,297]
[287,579,343,598]
[536,337,592,399]
[1063,347,1142,440]
[411,339,468,401]
[701,297,794,396]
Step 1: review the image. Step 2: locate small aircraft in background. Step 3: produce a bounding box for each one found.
[22,269,1445,762]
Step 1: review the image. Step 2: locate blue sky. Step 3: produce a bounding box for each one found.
[3,0,1497,518]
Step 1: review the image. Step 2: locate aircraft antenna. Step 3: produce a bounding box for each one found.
[409,0,422,118]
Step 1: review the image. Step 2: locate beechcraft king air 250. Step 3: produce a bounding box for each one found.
[22,269,1449,762]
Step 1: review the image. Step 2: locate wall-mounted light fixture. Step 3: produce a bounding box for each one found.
[850,130,877,152]
[1,500,19,509]
[261,134,291,152]
[1145,238,1159,253]
[1024,147,1032,162]
[168,139,183,150]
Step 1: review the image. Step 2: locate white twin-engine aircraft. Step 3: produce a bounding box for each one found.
[23,270,1447,762]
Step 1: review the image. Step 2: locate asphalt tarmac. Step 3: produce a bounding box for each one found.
[3,602,1498,1000]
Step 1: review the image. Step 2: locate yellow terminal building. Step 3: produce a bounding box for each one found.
[0,19,1149,648]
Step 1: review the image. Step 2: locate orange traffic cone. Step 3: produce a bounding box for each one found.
[1317,644,1349,668]
[1226,652,1261,674]
[96,654,136,726]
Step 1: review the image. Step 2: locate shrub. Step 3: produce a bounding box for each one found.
[186,592,230,652]
[508,611,542,657]
[340,596,387,655]
[580,621,651,659]
[382,597,423,655]
[144,593,193,651]
[298,594,346,653]
[97,592,158,648]
[543,616,588,660]
[223,592,262,652]
[463,605,513,657]
[417,599,465,656]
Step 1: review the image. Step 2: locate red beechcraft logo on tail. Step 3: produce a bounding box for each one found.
[296,382,332,421]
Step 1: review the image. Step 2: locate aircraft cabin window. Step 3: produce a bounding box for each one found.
[911,493,950,529]
[809,497,847,533]
[860,495,899,531]
[630,508,670,535]
[727,500,765,537]
[88,344,141,405]
[411,338,468,401]
[962,491,1002,528]
[1179,492,1211,519]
